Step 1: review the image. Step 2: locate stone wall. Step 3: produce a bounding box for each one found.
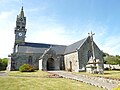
[78,37,92,71]
[104,64,120,70]
[64,52,79,72]
[93,42,104,69]
[11,53,43,70]
[78,37,104,71]
[39,48,64,71]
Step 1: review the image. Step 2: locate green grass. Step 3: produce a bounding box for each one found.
[7,70,49,77]
[113,86,120,90]
[103,70,120,79]
[0,71,104,90]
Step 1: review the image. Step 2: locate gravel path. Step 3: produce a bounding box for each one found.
[48,71,120,90]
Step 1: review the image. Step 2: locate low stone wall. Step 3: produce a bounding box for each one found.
[104,64,120,70]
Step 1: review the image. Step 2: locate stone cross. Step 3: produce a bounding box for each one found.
[88,32,95,60]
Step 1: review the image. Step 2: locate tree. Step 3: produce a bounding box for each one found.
[104,56,120,65]
[2,58,8,68]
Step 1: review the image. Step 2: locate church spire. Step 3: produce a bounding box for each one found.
[19,6,24,18]
[14,6,27,45]
[16,6,26,28]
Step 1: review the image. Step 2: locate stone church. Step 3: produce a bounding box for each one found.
[7,7,104,72]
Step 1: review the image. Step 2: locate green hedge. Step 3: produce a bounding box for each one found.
[19,64,34,72]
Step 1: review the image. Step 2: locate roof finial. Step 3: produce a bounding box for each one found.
[22,3,23,10]
[88,31,95,37]
[21,6,23,11]
[91,31,95,36]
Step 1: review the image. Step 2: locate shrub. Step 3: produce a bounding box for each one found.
[19,64,34,72]
[0,58,8,71]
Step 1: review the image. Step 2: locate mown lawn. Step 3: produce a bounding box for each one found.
[0,71,104,90]
[7,70,49,77]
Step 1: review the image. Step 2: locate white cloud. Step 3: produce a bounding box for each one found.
[0,11,12,18]
[0,29,14,58]
[101,36,120,55]
[25,9,78,45]
[26,24,75,45]
[0,11,15,58]
[26,19,108,48]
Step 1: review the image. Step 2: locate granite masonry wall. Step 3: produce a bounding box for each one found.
[64,52,79,72]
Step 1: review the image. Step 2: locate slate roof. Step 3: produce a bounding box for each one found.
[64,38,87,54]
[19,37,87,55]
[21,42,51,48]
[19,42,67,54]
[52,45,67,55]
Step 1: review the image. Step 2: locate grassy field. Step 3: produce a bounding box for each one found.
[0,71,104,90]
[7,70,49,77]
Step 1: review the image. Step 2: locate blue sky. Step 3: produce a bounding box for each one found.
[0,0,120,58]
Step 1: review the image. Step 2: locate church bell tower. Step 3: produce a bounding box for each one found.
[14,6,27,45]
[13,6,27,53]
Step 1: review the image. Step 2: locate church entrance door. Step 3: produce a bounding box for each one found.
[47,58,55,70]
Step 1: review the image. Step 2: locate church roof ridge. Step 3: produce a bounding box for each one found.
[20,42,66,48]
[25,42,66,46]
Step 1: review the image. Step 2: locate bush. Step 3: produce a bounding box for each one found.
[0,58,8,71]
[19,64,34,72]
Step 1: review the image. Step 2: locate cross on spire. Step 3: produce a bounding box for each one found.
[88,31,95,38]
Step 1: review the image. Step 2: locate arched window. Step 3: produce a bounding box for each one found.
[28,56,32,65]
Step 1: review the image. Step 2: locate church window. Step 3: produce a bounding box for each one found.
[22,27,25,29]
[28,56,32,65]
